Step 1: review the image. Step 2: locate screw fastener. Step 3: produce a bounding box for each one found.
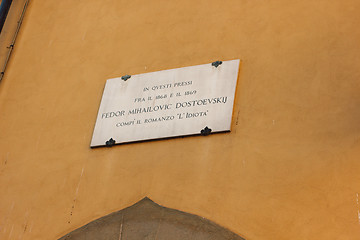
[106,138,116,147]
[211,61,222,68]
[201,126,212,136]
[121,75,131,81]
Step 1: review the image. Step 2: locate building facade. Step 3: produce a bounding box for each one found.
[1,0,360,239]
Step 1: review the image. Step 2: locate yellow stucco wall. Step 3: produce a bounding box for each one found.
[1,1,360,239]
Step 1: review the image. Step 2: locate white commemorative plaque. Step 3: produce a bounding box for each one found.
[91,59,240,147]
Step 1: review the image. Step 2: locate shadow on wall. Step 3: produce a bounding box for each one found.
[59,197,245,240]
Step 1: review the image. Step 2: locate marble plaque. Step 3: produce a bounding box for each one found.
[91,59,240,147]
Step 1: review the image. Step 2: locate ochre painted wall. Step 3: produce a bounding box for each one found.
[1,1,360,239]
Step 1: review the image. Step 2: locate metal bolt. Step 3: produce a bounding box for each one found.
[106,138,116,147]
[200,126,212,136]
[211,61,222,68]
[121,75,131,81]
